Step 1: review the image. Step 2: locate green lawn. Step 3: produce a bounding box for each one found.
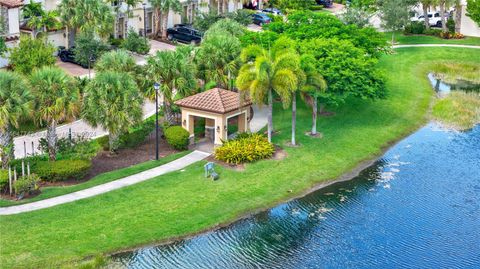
[385,31,480,46]
[0,151,190,207]
[1,48,479,268]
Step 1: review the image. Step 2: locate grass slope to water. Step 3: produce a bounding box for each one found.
[385,31,480,46]
[433,91,480,130]
[1,48,479,268]
[0,151,191,207]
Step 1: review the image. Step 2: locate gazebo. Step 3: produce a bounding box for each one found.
[175,88,252,145]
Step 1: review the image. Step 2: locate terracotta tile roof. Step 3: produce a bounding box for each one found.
[0,0,23,8]
[175,88,252,114]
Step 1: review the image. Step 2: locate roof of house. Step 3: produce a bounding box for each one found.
[175,88,252,114]
[0,0,23,8]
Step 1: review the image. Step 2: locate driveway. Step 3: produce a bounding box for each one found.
[56,59,91,77]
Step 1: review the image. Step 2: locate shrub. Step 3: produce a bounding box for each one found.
[164,126,190,150]
[215,133,275,164]
[404,21,425,35]
[97,116,156,150]
[226,9,253,26]
[447,18,455,33]
[9,36,56,74]
[35,159,91,182]
[309,5,324,11]
[425,28,442,36]
[0,169,8,191]
[13,174,40,196]
[121,28,151,55]
[74,32,109,67]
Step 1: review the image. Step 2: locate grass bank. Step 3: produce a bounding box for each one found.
[0,151,191,207]
[385,31,480,46]
[433,91,480,130]
[0,48,478,268]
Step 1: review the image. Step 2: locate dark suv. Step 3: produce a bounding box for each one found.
[58,46,89,68]
[316,0,333,8]
[166,25,202,45]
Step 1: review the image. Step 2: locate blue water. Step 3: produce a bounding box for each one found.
[110,124,480,268]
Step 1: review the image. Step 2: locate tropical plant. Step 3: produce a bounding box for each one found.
[30,66,79,161]
[195,20,243,89]
[82,71,143,154]
[8,36,56,74]
[23,0,60,39]
[299,55,327,137]
[150,0,182,38]
[146,46,197,125]
[467,0,480,26]
[73,32,109,68]
[236,44,299,143]
[214,133,274,164]
[94,49,137,75]
[121,28,151,54]
[0,71,32,168]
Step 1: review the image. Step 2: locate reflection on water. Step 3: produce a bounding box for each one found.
[428,73,480,97]
[110,124,480,268]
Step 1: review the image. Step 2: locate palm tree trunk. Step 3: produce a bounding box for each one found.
[47,120,57,161]
[163,99,175,125]
[455,2,462,33]
[440,2,447,33]
[125,5,130,38]
[423,4,430,30]
[312,96,318,136]
[291,93,296,146]
[68,27,76,48]
[162,9,169,39]
[154,8,162,38]
[0,126,13,169]
[108,131,119,155]
[267,88,273,143]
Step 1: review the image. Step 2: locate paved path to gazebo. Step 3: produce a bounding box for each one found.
[0,150,210,215]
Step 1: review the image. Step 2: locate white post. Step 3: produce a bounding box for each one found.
[22,160,25,177]
[8,166,12,195]
[27,162,31,176]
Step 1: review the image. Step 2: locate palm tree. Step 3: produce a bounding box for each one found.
[57,0,77,48]
[150,0,182,39]
[146,46,197,125]
[236,45,299,143]
[438,0,456,33]
[30,66,79,161]
[300,55,327,137]
[420,0,434,30]
[0,72,32,168]
[94,49,137,74]
[23,1,60,39]
[82,72,143,154]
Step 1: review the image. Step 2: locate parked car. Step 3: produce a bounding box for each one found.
[261,8,283,16]
[251,13,271,26]
[58,46,89,68]
[316,0,333,8]
[410,12,447,27]
[166,25,202,45]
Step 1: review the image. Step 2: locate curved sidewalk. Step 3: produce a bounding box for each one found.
[0,150,210,216]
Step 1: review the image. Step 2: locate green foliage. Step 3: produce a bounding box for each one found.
[38,137,100,161]
[309,5,324,11]
[98,116,156,150]
[0,71,31,130]
[272,0,316,11]
[0,169,8,190]
[94,49,137,74]
[121,28,151,54]
[300,38,386,103]
[340,5,373,27]
[432,91,480,130]
[447,18,455,33]
[467,0,480,26]
[35,159,91,182]
[225,9,254,26]
[378,0,415,32]
[164,126,189,150]
[214,133,275,164]
[73,32,109,67]
[240,30,280,48]
[0,37,6,57]
[205,18,245,38]
[194,10,252,32]
[13,174,40,195]
[8,36,55,74]
[404,21,426,34]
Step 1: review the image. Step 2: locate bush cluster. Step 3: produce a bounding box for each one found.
[98,116,156,150]
[121,28,151,55]
[214,133,275,164]
[13,174,40,195]
[0,169,8,191]
[164,126,190,150]
[35,159,91,182]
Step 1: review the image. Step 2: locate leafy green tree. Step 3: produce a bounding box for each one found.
[300,38,386,106]
[195,19,244,89]
[236,44,299,143]
[378,0,416,44]
[82,72,143,154]
[467,0,480,26]
[0,72,32,168]
[73,32,109,68]
[340,5,374,27]
[299,54,327,136]
[30,67,79,160]
[271,0,316,12]
[9,36,56,75]
[240,30,280,48]
[146,46,197,124]
[121,28,151,54]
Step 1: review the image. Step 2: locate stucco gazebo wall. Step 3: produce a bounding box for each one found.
[180,107,250,145]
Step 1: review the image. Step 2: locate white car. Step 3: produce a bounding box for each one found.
[410,12,446,27]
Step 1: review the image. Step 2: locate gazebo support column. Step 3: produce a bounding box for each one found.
[238,112,247,133]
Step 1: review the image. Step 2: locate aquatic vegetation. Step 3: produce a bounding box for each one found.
[432,91,480,130]
[430,62,480,84]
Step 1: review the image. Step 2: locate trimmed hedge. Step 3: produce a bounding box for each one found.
[98,116,156,150]
[35,160,92,182]
[215,133,275,164]
[165,126,190,150]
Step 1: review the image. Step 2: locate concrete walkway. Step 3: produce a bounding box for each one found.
[250,105,268,133]
[0,150,210,215]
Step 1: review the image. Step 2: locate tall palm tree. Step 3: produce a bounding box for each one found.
[146,46,197,125]
[57,0,77,48]
[420,0,434,30]
[236,45,299,143]
[82,72,143,154]
[438,0,456,33]
[30,66,79,161]
[27,10,61,39]
[150,0,182,39]
[300,54,327,137]
[0,72,32,168]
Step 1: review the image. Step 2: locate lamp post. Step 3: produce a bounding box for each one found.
[154,82,160,160]
[143,2,147,37]
[88,54,94,79]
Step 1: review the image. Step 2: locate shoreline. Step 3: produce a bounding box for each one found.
[108,121,426,259]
